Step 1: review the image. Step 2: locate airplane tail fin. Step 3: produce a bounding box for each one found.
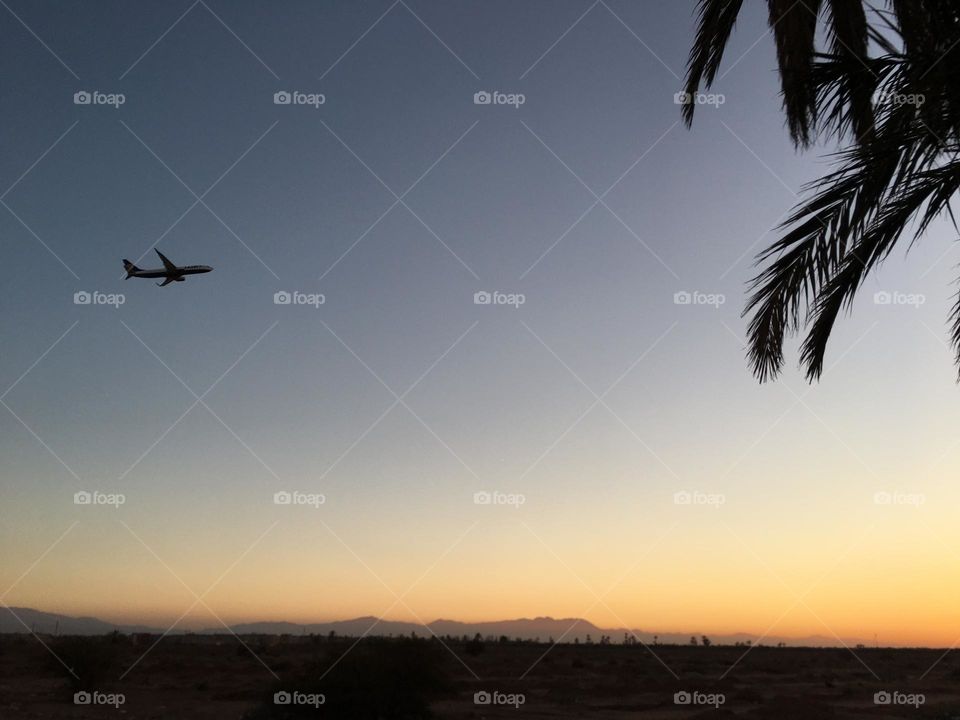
[122,259,140,279]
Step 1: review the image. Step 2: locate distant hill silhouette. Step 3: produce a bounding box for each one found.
[0,607,157,635]
[0,606,867,647]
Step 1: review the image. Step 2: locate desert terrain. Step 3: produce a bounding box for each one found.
[1,633,958,718]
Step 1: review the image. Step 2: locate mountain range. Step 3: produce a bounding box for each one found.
[0,606,867,647]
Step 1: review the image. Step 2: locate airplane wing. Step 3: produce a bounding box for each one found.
[154,249,178,273]
[156,277,175,287]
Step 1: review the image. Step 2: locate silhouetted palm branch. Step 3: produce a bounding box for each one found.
[685,0,960,380]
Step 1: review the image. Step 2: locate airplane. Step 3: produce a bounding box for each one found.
[123,249,213,287]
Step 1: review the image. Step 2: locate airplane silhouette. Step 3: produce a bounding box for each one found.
[123,249,213,287]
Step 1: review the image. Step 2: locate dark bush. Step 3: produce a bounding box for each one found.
[245,638,449,719]
[52,636,121,693]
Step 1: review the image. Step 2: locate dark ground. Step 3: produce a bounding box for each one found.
[2,633,959,718]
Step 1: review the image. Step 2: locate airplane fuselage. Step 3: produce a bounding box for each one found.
[129,265,213,279]
[123,251,213,286]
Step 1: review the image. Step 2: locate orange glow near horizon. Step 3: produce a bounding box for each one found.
[6,493,960,648]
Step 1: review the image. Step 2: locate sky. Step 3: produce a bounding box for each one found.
[2,0,960,648]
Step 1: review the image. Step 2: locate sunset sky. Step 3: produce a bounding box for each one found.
[2,0,960,648]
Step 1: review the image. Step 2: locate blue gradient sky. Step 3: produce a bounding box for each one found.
[2,1,959,645]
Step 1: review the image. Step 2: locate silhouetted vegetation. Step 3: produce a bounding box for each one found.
[245,638,449,719]
[686,1,960,381]
[464,633,484,656]
[51,635,122,694]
